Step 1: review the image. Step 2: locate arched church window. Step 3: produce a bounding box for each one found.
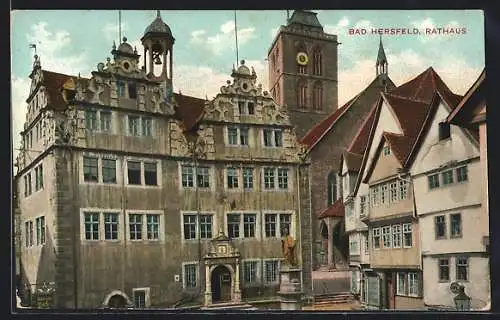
[297,80,307,108]
[313,49,322,76]
[313,81,323,110]
[327,171,337,206]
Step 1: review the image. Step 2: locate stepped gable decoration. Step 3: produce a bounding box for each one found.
[205,60,289,125]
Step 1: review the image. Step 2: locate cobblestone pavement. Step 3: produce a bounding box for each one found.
[302,300,361,311]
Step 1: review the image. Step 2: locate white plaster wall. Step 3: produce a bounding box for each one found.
[423,256,490,309]
[419,206,487,255]
[349,233,360,256]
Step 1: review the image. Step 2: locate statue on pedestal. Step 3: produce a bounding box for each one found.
[281,228,297,267]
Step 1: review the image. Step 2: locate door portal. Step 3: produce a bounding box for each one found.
[211,265,232,303]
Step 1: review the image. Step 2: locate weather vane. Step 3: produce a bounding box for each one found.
[29,43,37,55]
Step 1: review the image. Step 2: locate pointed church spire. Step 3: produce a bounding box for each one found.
[376,35,388,76]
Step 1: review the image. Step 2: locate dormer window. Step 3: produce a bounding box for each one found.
[439,122,450,141]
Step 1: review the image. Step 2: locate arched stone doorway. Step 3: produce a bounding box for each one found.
[103,290,132,309]
[320,221,329,265]
[211,265,232,303]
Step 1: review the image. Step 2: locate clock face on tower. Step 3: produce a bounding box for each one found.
[296,52,309,65]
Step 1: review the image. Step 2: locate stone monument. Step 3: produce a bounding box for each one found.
[277,228,304,310]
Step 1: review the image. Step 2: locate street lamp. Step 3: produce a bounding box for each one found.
[454,285,471,311]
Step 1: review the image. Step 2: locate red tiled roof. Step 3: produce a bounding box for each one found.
[347,101,379,155]
[318,198,345,219]
[299,95,357,149]
[447,69,486,125]
[40,70,78,111]
[173,93,206,131]
[343,151,363,172]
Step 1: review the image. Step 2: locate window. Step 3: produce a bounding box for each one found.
[25,222,30,247]
[408,273,419,296]
[84,212,100,240]
[360,195,367,216]
[351,271,358,292]
[144,162,157,186]
[128,83,137,99]
[197,167,210,188]
[457,166,468,182]
[403,223,412,247]
[428,174,440,189]
[396,272,406,295]
[297,61,307,75]
[382,226,392,248]
[227,168,239,189]
[244,261,258,284]
[238,101,245,115]
[116,81,125,97]
[312,82,323,109]
[392,225,402,248]
[181,165,194,187]
[313,50,322,75]
[327,172,337,205]
[450,213,462,238]
[142,117,152,136]
[263,129,273,147]
[372,228,381,249]
[280,214,291,236]
[442,170,454,185]
[243,214,256,238]
[247,102,255,115]
[439,258,450,281]
[133,290,146,308]
[383,145,391,156]
[199,215,212,239]
[85,110,98,130]
[129,214,143,240]
[381,185,388,204]
[83,156,99,182]
[227,214,240,238]
[104,213,119,240]
[349,239,358,254]
[239,127,249,146]
[264,168,275,189]
[439,122,451,140]
[100,111,112,132]
[102,159,117,184]
[228,127,238,145]
[364,235,369,254]
[184,264,197,288]
[29,221,33,246]
[390,182,398,203]
[243,168,253,189]
[127,161,141,185]
[146,214,159,240]
[274,130,283,147]
[35,164,43,190]
[456,257,468,281]
[277,168,289,190]
[36,216,45,245]
[264,214,277,237]
[435,215,446,239]
[399,180,408,200]
[128,116,140,136]
[371,187,379,206]
[345,203,353,217]
[264,260,279,283]
[183,215,196,240]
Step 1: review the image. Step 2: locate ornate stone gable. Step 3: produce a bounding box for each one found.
[170,121,215,158]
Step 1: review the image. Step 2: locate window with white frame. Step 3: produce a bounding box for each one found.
[84,212,100,240]
[197,167,210,188]
[364,234,369,254]
[129,214,143,240]
[228,127,238,145]
[370,187,379,206]
[243,214,256,238]
[456,257,469,281]
[396,272,406,295]
[127,161,141,185]
[408,272,420,296]
[390,182,398,203]
[227,214,241,238]
[199,215,213,239]
[181,165,194,187]
[243,167,254,189]
[183,215,197,240]
[263,128,283,147]
[181,165,210,188]
[392,225,402,248]
[100,111,112,132]
[104,212,119,240]
[142,117,152,136]
[116,81,126,97]
[25,221,30,247]
[280,214,292,235]
[239,127,249,146]
[372,228,381,249]
[438,258,450,281]
[263,168,275,189]
[435,215,446,239]
[456,166,468,182]
[125,160,160,186]
[133,289,147,308]
[24,173,32,197]
[35,216,45,245]
[399,180,408,200]
[85,110,98,131]
[428,173,440,190]
[450,213,462,238]
[84,156,99,182]
[182,213,213,240]
[243,260,259,285]
[277,168,289,190]
[263,167,290,190]
[442,169,454,185]
[264,214,277,237]
[144,162,157,186]
[126,212,161,241]
[263,260,279,284]
[382,226,392,248]
[381,184,388,204]
[349,237,358,255]
[128,115,140,136]
[183,263,198,289]
[227,168,239,188]
[403,223,412,247]
[146,214,160,240]
[28,221,33,246]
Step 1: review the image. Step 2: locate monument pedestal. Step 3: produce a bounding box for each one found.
[277,266,303,310]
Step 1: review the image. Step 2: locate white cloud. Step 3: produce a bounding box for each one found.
[324,16,350,36]
[190,20,256,56]
[102,22,128,42]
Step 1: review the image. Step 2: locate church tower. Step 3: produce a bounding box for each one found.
[267,10,339,138]
[376,36,388,77]
[141,11,175,89]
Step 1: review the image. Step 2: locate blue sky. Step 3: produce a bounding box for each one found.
[11,10,485,157]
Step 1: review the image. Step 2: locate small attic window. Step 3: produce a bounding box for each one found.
[439,122,451,141]
[247,102,255,115]
[383,145,391,156]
